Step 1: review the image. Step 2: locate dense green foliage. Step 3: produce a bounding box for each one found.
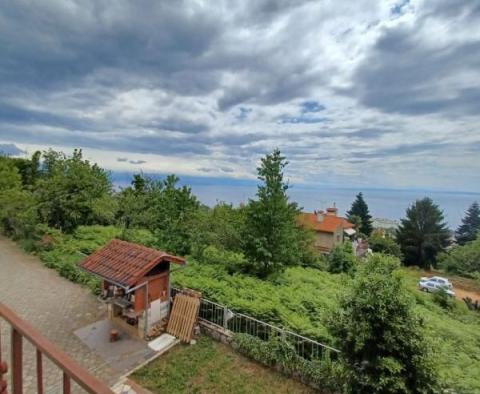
[369,230,402,258]
[328,255,438,394]
[0,157,38,238]
[233,333,341,391]
[36,149,115,232]
[189,202,246,257]
[455,201,480,245]
[396,198,450,269]
[243,149,304,277]
[173,254,480,393]
[327,242,357,274]
[439,237,480,278]
[347,192,373,236]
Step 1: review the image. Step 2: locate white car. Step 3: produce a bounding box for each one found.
[419,276,455,296]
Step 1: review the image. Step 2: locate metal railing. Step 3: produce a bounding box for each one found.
[171,287,339,360]
[0,302,114,394]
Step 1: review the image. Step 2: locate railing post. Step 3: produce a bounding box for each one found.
[36,350,43,394]
[0,321,8,394]
[63,372,71,394]
[223,307,228,330]
[11,328,22,394]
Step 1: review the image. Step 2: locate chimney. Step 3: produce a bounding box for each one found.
[326,203,338,216]
[316,210,325,222]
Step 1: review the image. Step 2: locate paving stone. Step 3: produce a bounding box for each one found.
[0,236,122,393]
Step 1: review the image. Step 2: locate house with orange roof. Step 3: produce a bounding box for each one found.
[297,206,356,253]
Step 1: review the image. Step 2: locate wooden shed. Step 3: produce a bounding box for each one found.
[79,239,186,338]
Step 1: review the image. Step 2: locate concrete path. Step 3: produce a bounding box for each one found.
[0,235,120,393]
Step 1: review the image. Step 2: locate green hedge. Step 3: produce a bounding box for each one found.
[232,333,342,392]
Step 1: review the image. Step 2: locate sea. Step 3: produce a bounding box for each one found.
[111,173,480,230]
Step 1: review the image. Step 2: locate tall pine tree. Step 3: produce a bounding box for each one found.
[243,149,300,278]
[347,192,373,236]
[396,198,450,269]
[455,202,480,245]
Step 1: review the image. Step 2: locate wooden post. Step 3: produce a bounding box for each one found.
[36,349,43,394]
[11,328,22,394]
[63,372,71,394]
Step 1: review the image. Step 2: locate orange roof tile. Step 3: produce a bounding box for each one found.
[79,239,185,288]
[297,212,354,234]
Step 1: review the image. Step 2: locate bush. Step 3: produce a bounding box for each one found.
[232,333,342,391]
[201,245,251,274]
[432,288,456,311]
[328,254,439,393]
[327,243,356,274]
[369,231,402,258]
[439,238,480,278]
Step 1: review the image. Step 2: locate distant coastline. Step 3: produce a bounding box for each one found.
[111,172,479,229]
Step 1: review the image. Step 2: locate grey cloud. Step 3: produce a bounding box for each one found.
[351,141,449,159]
[350,2,480,116]
[129,160,147,165]
[197,167,213,173]
[117,157,128,162]
[0,126,210,156]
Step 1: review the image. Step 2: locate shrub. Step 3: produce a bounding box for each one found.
[327,243,356,274]
[201,245,251,274]
[328,254,439,393]
[369,231,402,258]
[439,238,480,278]
[432,288,456,311]
[232,333,342,391]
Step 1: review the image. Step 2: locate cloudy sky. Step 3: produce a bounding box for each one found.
[0,0,479,192]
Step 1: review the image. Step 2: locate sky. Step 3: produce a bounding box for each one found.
[0,0,479,193]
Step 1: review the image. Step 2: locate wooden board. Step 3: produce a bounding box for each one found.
[166,293,200,343]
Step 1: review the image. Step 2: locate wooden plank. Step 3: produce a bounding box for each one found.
[167,294,200,342]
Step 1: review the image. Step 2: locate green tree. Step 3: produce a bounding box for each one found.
[439,237,480,278]
[455,201,480,245]
[0,157,38,237]
[243,149,301,278]
[328,254,438,394]
[9,151,41,187]
[396,198,450,269]
[369,230,402,258]
[190,202,247,257]
[347,193,373,236]
[116,173,150,230]
[327,242,356,274]
[35,149,114,232]
[150,174,200,255]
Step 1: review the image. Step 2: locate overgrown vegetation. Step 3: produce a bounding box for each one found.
[233,333,341,391]
[439,237,480,278]
[328,255,438,394]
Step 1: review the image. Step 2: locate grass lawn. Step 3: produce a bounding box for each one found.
[130,336,316,394]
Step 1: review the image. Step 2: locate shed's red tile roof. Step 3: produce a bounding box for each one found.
[79,239,185,288]
[297,212,354,234]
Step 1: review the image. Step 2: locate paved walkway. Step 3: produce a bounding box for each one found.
[0,235,120,393]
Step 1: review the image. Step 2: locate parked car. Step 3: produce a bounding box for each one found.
[419,276,455,296]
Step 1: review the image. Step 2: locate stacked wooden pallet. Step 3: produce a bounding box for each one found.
[167,292,201,342]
